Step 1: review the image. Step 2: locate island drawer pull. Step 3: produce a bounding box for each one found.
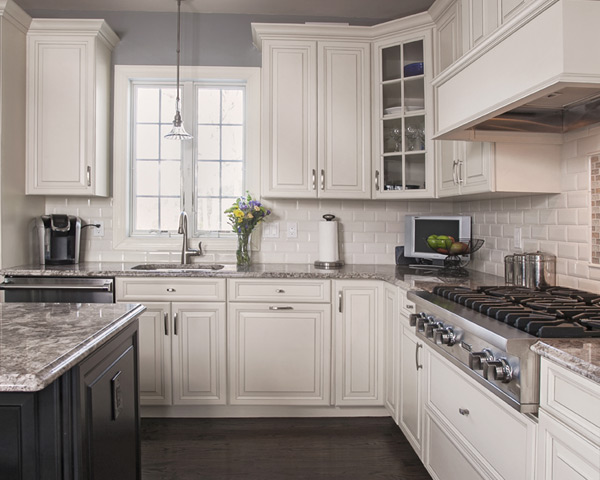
[166,288,176,292]
[275,289,285,293]
[269,306,293,310]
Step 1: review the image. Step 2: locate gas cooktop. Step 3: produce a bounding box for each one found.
[431,285,600,338]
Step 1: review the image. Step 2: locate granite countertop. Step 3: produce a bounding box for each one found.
[0,262,505,291]
[531,339,600,384]
[0,302,145,392]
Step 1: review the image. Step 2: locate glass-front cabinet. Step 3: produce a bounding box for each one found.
[373,30,434,198]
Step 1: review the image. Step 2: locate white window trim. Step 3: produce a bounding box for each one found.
[113,65,261,252]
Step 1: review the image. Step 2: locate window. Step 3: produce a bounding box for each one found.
[113,66,260,252]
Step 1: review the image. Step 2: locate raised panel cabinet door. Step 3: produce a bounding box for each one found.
[537,410,600,480]
[135,302,172,406]
[399,325,423,456]
[261,39,318,198]
[27,38,93,194]
[434,1,462,74]
[228,303,332,405]
[318,41,371,198]
[335,282,383,405]
[458,141,494,194]
[384,284,399,418]
[436,140,460,197]
[171,302,227,405]
[461,0,499,51]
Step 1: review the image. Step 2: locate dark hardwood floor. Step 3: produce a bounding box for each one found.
[141,417,432,480]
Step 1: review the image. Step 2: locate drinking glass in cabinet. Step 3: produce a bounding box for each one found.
[384,119,403,153]
[405,116,425,151]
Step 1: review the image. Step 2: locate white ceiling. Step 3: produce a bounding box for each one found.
[17,0,436,21]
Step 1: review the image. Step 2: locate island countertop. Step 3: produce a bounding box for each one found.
[0,302,145,392]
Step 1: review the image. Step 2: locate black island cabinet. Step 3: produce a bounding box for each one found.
[0,321,140,480]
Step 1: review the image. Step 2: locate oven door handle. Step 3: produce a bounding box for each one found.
[0,281,114,292]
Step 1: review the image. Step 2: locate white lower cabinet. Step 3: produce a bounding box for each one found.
[536,358,600,480]
[384,283,400,418]
[334,281,383,405]
[399,322,424,458]
[423,346,536,480]
[116,278,227,406]
[227,279,332,405]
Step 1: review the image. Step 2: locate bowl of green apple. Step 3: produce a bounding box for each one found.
[425,236,484,276]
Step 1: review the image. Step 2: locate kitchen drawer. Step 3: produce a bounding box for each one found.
[540,357,600,445]
[398,288,416,318]
[228,279,330,303]
[116,278,226,302]
[426,349,536,480]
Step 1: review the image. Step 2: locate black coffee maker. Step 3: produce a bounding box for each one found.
[35,215,81,265]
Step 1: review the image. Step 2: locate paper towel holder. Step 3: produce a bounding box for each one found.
[314,214,344,270]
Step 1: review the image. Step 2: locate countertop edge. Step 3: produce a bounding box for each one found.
[0,303,146,392]
[531,340,600,384]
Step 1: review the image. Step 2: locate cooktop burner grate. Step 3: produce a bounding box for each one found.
[431,285,600,338]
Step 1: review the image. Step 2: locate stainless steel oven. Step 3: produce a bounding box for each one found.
[0,276,115,303]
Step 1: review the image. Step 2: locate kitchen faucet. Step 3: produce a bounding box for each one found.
[177,211,203,264]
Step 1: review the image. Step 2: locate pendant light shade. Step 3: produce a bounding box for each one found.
[165,0,192,140]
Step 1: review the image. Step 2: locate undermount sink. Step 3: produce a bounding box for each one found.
[131,263,225,271]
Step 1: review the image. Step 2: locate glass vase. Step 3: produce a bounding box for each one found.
[236,233,251,267]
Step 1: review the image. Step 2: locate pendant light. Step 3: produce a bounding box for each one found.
[165,0,192,140]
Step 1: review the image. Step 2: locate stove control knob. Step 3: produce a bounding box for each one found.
[424,322,443,338]
[434,326,456,346]
[468,349,494,370]
[417,316,431,332]
[409,312,426,327]
[483,358,513,383]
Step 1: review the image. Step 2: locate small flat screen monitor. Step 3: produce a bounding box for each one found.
[404,215,472,261]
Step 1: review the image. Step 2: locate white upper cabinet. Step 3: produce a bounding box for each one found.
[372,29,435,199]
[26,19,118,196]
[255,25,371,199]
[437,140,561,198]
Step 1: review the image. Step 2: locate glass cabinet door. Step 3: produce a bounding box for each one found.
[377,39,429,196]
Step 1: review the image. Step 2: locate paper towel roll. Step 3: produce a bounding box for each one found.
[318,221,339,263]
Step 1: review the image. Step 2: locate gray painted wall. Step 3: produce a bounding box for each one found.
[28,10,377,67]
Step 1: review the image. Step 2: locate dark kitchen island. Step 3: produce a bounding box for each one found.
[0,302,145,480]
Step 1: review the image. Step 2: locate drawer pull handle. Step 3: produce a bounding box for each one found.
[276,289,285,293]
[167,288,176,292]
[415,343,423,370]
[338,291,343,313]
[459,408,469,416]
[269,306,293,310]
[174,313,178,335]
[164,313,169,335]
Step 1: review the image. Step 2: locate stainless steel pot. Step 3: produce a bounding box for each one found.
[513,253,527,287]
[525,252,556,289]
[504,255,514,284]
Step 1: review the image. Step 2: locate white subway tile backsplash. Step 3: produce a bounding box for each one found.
[557,209,578,225]
[566,226,589,244]
[547,225,568,242]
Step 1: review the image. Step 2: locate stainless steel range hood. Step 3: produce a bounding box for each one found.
[433,0,600,141]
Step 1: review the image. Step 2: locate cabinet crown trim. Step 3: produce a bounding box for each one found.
[0,0,32,33]
[28,18,119,48]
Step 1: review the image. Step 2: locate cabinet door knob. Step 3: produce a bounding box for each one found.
[275,289,285,293]
[167,288,176,292]
[312,169,317,190]
[320,169,325,190]
[375,170,380,191]
[459,408,470,416]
